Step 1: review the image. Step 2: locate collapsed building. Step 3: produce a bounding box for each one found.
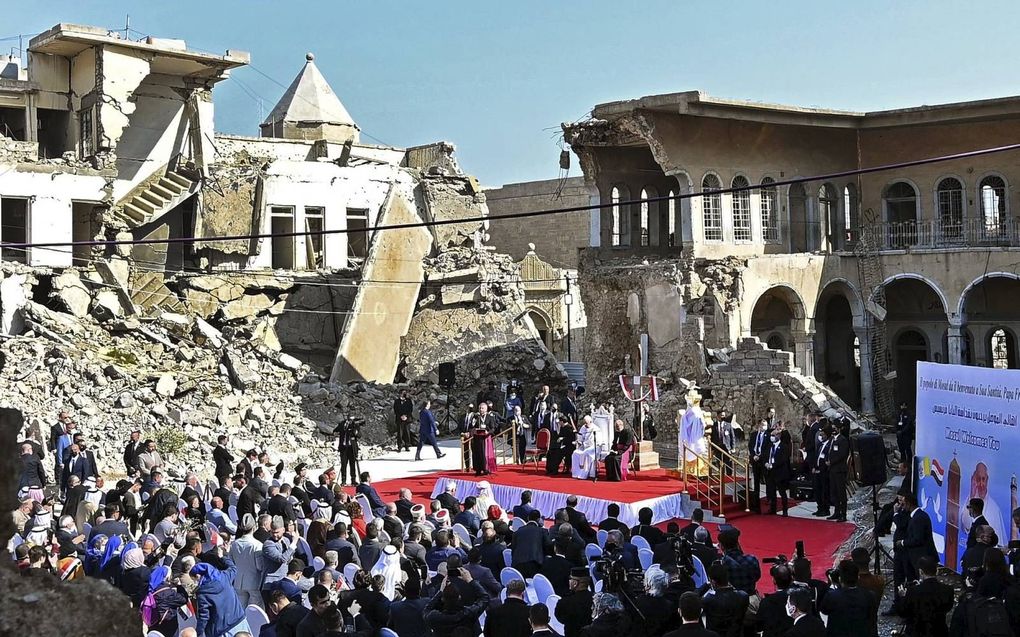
[0,24,566,479]
[492,90,1020,463]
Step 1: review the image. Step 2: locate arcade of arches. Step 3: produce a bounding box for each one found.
[747,274,1020,416]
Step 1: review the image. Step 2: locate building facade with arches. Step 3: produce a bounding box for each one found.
[560,90,1020,420]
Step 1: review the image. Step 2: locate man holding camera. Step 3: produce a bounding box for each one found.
[334,417,360,486]
[756,563,794,637]
[394,389,414,453]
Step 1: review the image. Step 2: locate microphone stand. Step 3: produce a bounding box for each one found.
[591,428,598,484]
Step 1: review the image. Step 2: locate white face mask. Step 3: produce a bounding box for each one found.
[771,436,779,443]
[786,603,796,617]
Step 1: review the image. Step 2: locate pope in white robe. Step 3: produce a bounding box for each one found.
[679,390,709,477]
[571,416,598,479]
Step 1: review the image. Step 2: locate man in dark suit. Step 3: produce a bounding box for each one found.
[485,579,530,637]
[455,497,482,537]
[394,389,414,453]
[381,503,405,541]
[555,569,593,637]
[765,430,792,516]
[558,496,596,544]
[604,530,640,570]
[512,510,551,578]
[123,430,143,477]
[267,484,297,522]
[701,562,748,637]
[901,556,953,637]
[464,546,502,600]
[748,420,771,514]
[395,487,416,523]
[691,526,721,573]
[630,507,667,546]
[512,491,536,521]
[785,588,825,637]
[810,425,832,517]
[529,603,561,637]
[596,503,628,536]
[235,477,262,521]
[756,564,794,637]
[540,539,574,595]
[478,523,508,580]
[388,578,429,637]
[679,508,711,544]
[826,425,850,522]
[62,444,91,489]
[819,561,878,637]
[965,498,1000,548]
[325,521,360,568]
[213,435,234,483]
[356,472,388,518]
[236,448,257,481]
[437,481,461,518]
[358,524,384,570]
[895,402,915,463]
[897,491,937,580]
[664,592,720,637]
[90,504,130,540]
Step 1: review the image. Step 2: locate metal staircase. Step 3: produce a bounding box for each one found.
[854,209,895,423]
[460,423,522,471]
[675,440,751,521]
[112,169,199,228]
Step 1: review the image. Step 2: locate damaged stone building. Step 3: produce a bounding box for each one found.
[543,89,1020,457]
[0,23,564,478]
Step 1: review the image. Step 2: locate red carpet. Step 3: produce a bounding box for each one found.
[358,468,854,594]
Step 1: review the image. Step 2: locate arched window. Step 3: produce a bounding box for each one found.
[990,328,1016,369]
[843,184,858,245]
[702,174,722,241]
[937,177,964,242]
[639,188,651,247]
[766,333,786,351]
[667,190,677,247]
[819,183,838,250]
[761,177,778,243]
[610,186,628,247]
[732,176,751,241]
[979,175,1007,239]
[884,181,918,247]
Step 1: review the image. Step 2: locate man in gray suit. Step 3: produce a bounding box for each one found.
[260,516,296,607]
[229,514,265,608]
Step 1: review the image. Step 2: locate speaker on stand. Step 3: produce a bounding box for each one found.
[852,432,893,575]
[438,362,457,438]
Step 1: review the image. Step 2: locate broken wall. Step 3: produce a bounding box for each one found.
[420,176,486,249]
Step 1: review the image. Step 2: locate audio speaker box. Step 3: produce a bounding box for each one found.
[438,362,456,388]
[852,432,888,486]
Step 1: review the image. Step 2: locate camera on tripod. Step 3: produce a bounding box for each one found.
[333,416,365,439]
[669,534,696,576]
[593,545,643,597]
[762,540,806,573]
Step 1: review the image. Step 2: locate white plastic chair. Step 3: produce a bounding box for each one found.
[630,535,651,551]
[500,588,507,602]
[354,494,375,524]
[596,529,608,548]
[547,594,565,634]
[378,529,391,545]
[312,556,325,572]
[297,536,314,563]
[146,631,166,637]
[500,566,527,588]
[451,523,472,547]
[510,518,525,531]
[692,556,708,588]
[227,505,238,524]
[594,579,604,592]
[583,543,602,562]
[343,563,360,586]
[82,522,92,538]
[638,548,653,570]
[502,548,512,567]
[380,629,399,637]
[245,604,269,637]
[8,534,25,558]
[531,573,555,605]
[177,498,188,514]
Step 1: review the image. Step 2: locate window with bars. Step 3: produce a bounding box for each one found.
[936,178,964,241]
[980,175,1007,236]
[639,188,650,247]
[990,328,1015,369]
[732,176,751,241]
[702,174,722,241]
[304,206,325,269]
[760,177,778,243]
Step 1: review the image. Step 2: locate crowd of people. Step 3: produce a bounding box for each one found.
[10,394,1020,637]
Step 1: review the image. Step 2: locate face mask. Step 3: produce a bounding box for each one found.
[785,603,796,617]
[771,436,779,443]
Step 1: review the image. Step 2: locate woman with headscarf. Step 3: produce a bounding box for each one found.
[370,544,405,601]
[84,534,107,578]
[118,546,152,607]
[100,534,124,586]
[139,533,162,567]
[308,501,332,559]
[144,565,191,637]
[471,482,507,523]
[191,558,251,637]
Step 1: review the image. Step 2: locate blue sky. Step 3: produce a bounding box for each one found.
[6,1,1020,186]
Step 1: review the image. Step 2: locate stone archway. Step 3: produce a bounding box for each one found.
[750,284,811,374]
[815,280,863,409]
[882,275,948,407]
[959,274,1020,368]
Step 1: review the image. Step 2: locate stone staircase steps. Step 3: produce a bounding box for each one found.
[112,169,198,229]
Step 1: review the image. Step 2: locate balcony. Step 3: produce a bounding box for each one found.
[860,217,1020,251]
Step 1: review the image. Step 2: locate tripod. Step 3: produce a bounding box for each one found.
[869,484,895,574]
[590,428,598,484]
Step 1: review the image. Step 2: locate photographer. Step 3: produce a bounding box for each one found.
[701,562,748,637]
[717,529,760,596]
[335,417,362,486]
[901,556,953,637]
[756,563,794,637]
[819,560,877,637]
[791,557,827,616]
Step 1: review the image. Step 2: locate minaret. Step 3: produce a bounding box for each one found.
[259,52,360,144]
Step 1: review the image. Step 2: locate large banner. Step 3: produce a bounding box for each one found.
[915,361,1020,572]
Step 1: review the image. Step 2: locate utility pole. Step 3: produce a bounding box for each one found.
[564,274,573,362]
[124,15,130,39]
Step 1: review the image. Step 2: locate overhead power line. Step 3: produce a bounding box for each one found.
[3,142,1020,252]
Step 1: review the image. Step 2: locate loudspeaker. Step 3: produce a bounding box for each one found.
[852,432,888,486]
[438,362,456,388]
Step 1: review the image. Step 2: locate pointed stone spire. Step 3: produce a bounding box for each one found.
[260,52,359,144]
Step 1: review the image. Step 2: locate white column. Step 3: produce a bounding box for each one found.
[855,326,876,414]
[793,330,816,377]
[588,185,601,247]
[947,320,964,365]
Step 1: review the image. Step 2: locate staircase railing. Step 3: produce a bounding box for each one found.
[460,422,520,472]
[679,441,752,517]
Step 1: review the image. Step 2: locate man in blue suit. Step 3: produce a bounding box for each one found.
[356,472,388,518]
[416,399,446,461]
[512,491,536,521]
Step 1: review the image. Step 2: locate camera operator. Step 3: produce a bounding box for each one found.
[603,530,640,571]
[334,417,362,486]
[701,562,748,637]
[819,560,877,637]
[791,557,827,616]
[631,566,674,637]
[756,563,794,637]
[900,556,953,637]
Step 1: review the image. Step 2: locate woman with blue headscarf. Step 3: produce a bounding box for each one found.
[84,534,107,578]
[144,565,190,637]
[100,534,124,586]
[192,556,250,637]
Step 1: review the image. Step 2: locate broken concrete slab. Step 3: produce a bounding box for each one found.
[155,374,177,397]
[220,293,275,321]
[223,349,259,390]
[52,271,92,317]
[193,318,224,348]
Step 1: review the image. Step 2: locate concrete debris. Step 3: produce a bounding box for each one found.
[52,271,92,317]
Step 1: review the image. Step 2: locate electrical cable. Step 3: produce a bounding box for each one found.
[5,141,1020,252]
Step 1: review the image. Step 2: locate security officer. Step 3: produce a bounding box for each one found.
[810,424,832,518]
[826,423,850,522]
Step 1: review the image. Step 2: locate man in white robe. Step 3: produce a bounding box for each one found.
[571,416,598,479]
[679,389,709,477]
